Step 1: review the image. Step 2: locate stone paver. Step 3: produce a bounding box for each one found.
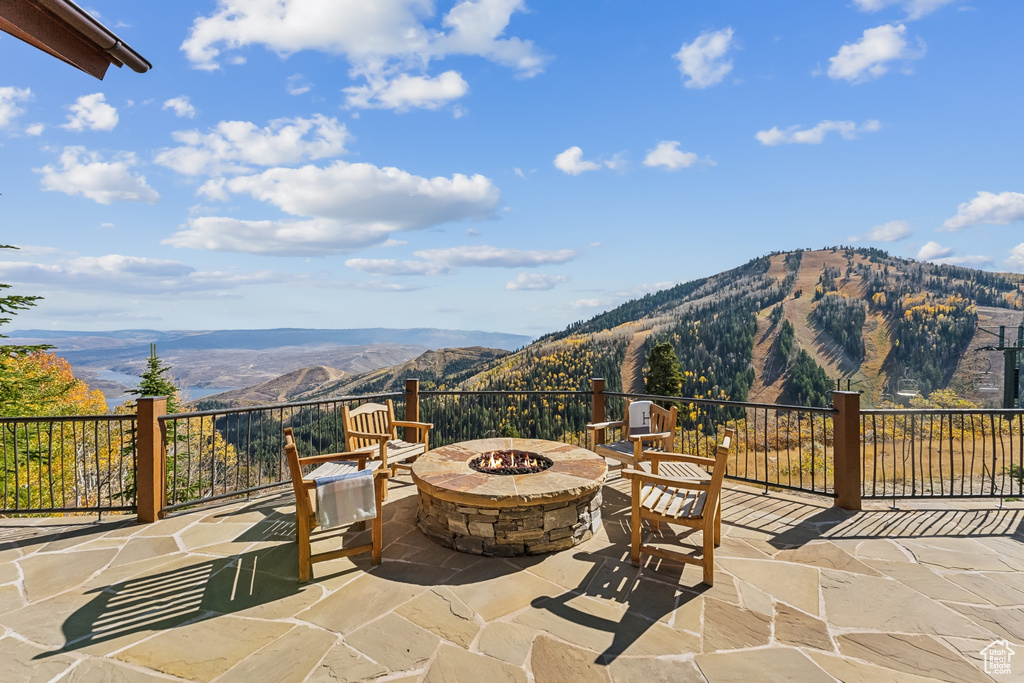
[424,643,528,683]
[701,597,771,652]
[345,612,440,673]
[696,647,833,682]
[307,644,388,683]
[837,632,992,683]
[395,586,480,647]
[0,480,1020,681]
[774,604,832,651]
[530,634,610,682]
[0,634,78,682]
[114,615,292,681]
[478,621,537,666]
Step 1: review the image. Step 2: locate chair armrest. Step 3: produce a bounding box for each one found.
[302,464,391,488]
[621,468,710,490]
[627,431,672,442]
[346,430,390,442]
[586,420,624,431]
[393,420,433,430]
[300,450,375,466]
[642,451,717,466]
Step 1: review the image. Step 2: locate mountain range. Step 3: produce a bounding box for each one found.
[197,247,1024,410]
[7,328,531,405]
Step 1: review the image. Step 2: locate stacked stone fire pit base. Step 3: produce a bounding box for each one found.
[417,487,602,556]
[412,438,608,557]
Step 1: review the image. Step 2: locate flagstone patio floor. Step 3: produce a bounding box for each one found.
[1,475,1023,682]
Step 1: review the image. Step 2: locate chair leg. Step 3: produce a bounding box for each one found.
[630,478,642,566]
[372,476,384,565]
[715,498,722,546]
[702,521,715,586]
[297,514,312,583]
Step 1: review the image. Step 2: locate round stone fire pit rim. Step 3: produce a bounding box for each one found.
[411,437,607,508]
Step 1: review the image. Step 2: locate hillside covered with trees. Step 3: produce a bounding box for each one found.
[135,247,1024,411]
[450,247,1024,408]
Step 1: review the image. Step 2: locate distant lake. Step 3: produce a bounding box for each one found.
[100,373,236,411]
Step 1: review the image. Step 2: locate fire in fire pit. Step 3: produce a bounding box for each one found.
[469,449,553,475]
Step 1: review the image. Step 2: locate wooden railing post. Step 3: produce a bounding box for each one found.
[832,391,861,511]
[405,378,421,443]
[591,378,606,446]
[136,396,167,523]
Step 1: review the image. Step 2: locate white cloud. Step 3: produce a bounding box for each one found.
[344,71,469,111]
[941,191,1024,231]
[756,119,881,145]
[286,74,312,95]
[938,254,992,267]
[0,87,31,128]
[414,245,577,268]
[916,244,993,267]
[62,93,118,131]
[37,147,160,205]
[166,161,500,255]
[1006,244,1024,271]
[346,245,577,277]
[571,281,677,311]
[167,216,396,256]
[505,273,568,290]
[853,0,955,20]
[673,27,735,89]
[155,114,350,176]
[554,146,602,175]
[855,220,912,242]
[345,258,447,276]
[163,96,196,118]
[181,0,546,111]
[0,254,281,293]
[24,123,45,136]
[827,24,923,83]
[643,141,698,170]
[917,240,952,260]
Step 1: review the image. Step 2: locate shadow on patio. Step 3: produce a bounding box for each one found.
[1,478,1021,681]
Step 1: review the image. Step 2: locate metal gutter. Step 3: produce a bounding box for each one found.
[36,0,150,73]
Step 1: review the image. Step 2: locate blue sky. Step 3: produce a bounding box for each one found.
[1,0,1022,338]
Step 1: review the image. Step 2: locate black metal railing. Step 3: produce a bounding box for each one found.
[861,409,1024,499]
[10,387,1024,518]
[0,415,137,515]
[609,392,838,496]
[420,390,592,447]
[159,393,401,512]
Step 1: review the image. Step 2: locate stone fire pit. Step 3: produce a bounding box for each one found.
[412,438,607,556]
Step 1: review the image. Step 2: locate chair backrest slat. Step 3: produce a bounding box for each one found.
[342,400,397,452]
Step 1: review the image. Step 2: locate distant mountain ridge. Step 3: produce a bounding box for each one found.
[199,347,509,407]
[9,327,531,354]
[9,328,530,407]
[206,248,1024,410]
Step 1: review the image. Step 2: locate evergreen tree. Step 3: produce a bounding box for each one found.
[1,245,52,360]
[788,350,832,407]
[645,342,683,397]
[129,343,181,412]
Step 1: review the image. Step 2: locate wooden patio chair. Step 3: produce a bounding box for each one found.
[622,428,734,586]
[587,399,677,468]
[341,399,433,495]
[284,427,389,583]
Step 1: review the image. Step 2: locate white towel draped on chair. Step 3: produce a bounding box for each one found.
[628,400,653,436]
[315,469,377,530]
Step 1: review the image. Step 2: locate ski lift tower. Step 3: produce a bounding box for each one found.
[979,325,1024,408]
